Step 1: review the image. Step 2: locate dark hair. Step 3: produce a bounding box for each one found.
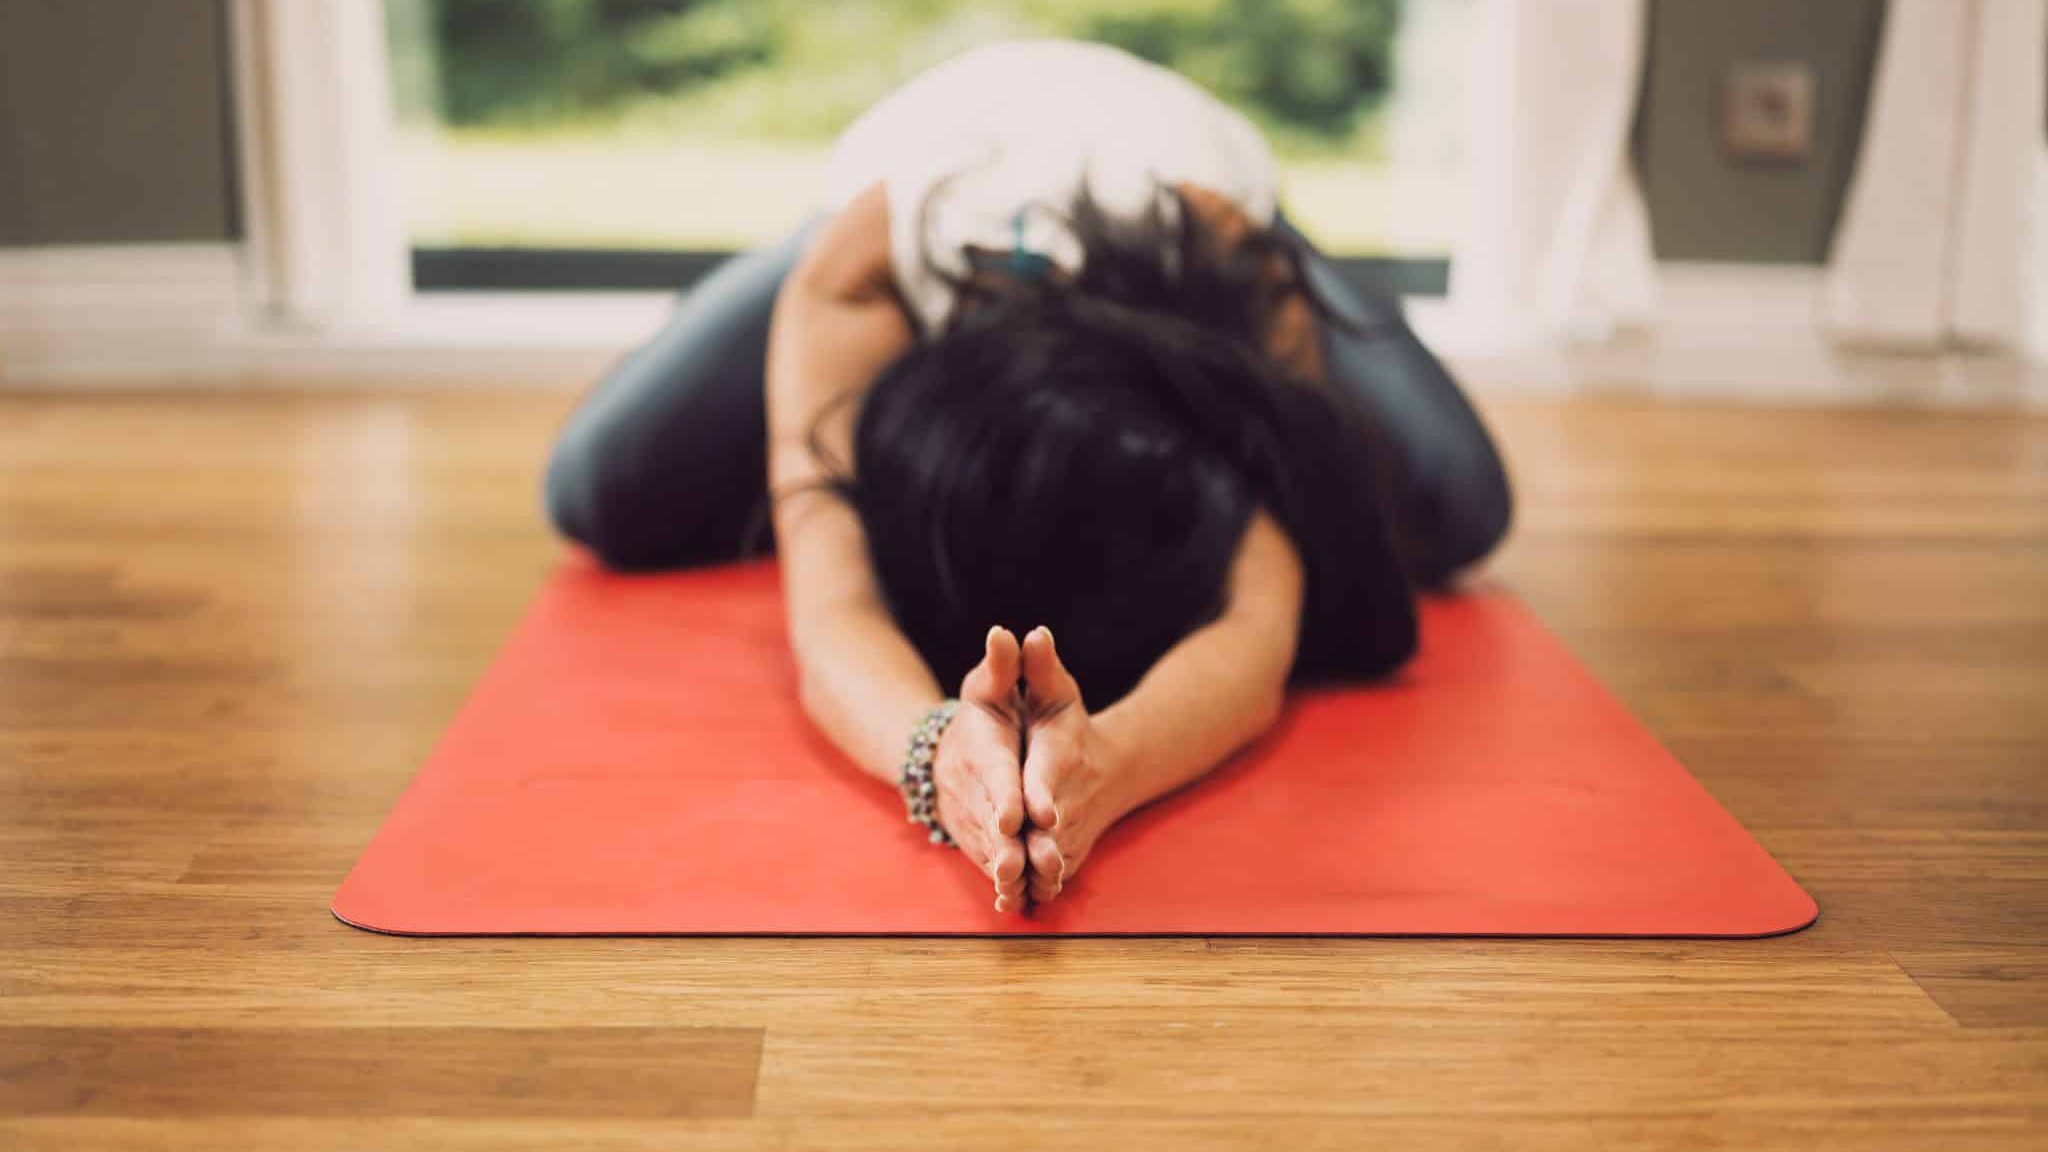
[817,183,1417,708]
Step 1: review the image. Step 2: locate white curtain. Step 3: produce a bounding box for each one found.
[1450,0,1658,347]
[1824,0,2048,357]
[235,0,409,328]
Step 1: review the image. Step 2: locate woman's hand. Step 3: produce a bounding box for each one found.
[1018,627,1137,905]
[932,626,1031,913]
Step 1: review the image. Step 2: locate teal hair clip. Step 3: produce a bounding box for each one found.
[1007,209,1054,281]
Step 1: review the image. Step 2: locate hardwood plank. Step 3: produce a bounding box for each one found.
[4,934,1949,1032]
[1661,736,2048,832]
[1892,947,2048,1028]
[752,1022,2048,1121]
[0,1026,763,1119]
[8,1113,2047,1152]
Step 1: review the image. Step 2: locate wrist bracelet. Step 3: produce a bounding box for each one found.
[899,698,961,846]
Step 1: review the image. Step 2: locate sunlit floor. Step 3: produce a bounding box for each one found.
[2,386,2045,1149]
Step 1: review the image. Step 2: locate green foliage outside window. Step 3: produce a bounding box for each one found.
[391,0,1401,154]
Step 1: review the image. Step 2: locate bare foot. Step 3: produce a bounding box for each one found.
[932,626,1030,913]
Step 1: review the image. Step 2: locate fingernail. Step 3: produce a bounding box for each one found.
[1040,626,1056,649]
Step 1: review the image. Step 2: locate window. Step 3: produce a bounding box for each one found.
[385,0,1468,293]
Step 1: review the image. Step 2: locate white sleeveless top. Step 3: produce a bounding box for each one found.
[819,39,1279,336]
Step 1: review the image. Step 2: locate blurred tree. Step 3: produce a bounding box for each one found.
[408,0,1401,142]
[1079,0,1399,141]
[424,0,781,126]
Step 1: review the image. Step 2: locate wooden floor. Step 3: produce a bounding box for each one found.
[2,387,2044,1149]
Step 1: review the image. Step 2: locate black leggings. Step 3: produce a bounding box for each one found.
[544,216,1511,586]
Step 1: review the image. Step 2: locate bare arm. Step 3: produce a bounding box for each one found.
[767,182,1035,909]
[765,183,942,785]
[1093,507,1303,799]
[1016,507,1305,901]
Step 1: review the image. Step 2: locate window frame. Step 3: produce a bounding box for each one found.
[411,247,1449,297]
[229,0,1474,354]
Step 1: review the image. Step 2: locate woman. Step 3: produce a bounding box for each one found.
[544,40,1511,914]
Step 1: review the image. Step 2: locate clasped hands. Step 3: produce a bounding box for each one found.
[932,625,1134,914]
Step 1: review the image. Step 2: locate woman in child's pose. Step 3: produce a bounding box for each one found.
[545,39,1511,912]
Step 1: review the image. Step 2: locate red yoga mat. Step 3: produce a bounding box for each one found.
[332,558,1816,937]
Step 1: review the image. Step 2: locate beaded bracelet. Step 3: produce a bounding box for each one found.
[899,698,961,846]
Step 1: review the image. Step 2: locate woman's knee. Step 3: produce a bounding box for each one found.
[541,434,662,567]
[1410,436,1513,584]
[542,432,603,549]
[1342,319,1512,581]
[1449,448,1514,569]
[539,226,814,569]
[543,470,665,570]
[542,431,764,571]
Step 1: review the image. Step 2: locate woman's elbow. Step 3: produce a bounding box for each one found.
[1249,677,1289,736]
[794,661,830,728]
[787,616,849,725]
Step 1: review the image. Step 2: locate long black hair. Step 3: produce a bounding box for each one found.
[814,182,1417,708]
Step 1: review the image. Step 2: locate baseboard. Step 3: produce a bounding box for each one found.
[0,246,643,387]
[0,243,251,383]
[4,250,2042,406]
[1428,263,2048,407]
